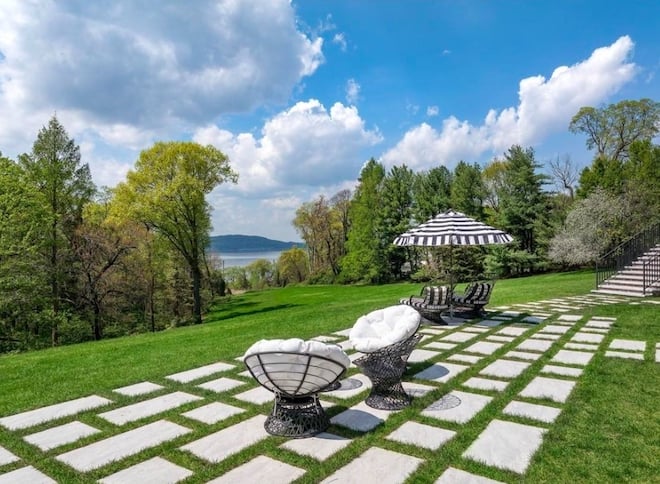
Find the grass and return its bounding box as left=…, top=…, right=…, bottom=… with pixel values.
left=0, top=269, right=658, bottom=483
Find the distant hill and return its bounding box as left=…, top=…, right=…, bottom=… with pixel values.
left=208, top=234, right=305, bottom=253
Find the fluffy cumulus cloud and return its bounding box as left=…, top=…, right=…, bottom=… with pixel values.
left=194, top=99, right=382, bottom=194
left=382, top=36, right=638, bottom=170
left=0, top=0, right=323, bottom=183
left=346, top=79, right=360, bottom=104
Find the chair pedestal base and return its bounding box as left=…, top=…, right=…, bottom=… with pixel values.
left=355, top=333, right=423, bottom=410
left=265, top=394, right=329, bottom=438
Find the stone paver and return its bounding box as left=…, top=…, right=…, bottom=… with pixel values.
left=519, top=376, right=576, bottom=403
left=408, top=348, right=440, bottom=363
left=461, top=326, right=490, bottom=333
left=440, top=331, right=478, bottom=343
left=99, top=391, right=202, bottom=425
left=522, top=316, right=546, bottom=324
left=57, top=420, right=191, bottom=472
left=463, top=341, right=503, bottom=355
left=497, top=327, right=529, bottom=337
left=0, top=395, right=112, bottom=431
left=463, top=419, right=547, bottom=474
left=425, top=341, right=457, bottom=351
left=585, top=320, right=613, bottom=329
left=181, top=402, right=245, bottom=424
left=605, top=351, right=645, bottom=360
left=504, top=350, right=542, bottom=361
left=516, top=339, right=553, bottom=352
left=165, top=362, right=234, bottom=383
left=311, top=335, right=341, bottom=342
left=402, top=381, right=436, bottom=398
left=208, top=455, right=305, bottom=484
left=198, top=377, right=246, bottom=393
left=0, top=466, right=56, bottom=484
left=333, top=328, right=352, bottom=337
left=486, top=335, right=515, bottom=343
left=331, top=401, right=397, bottom=432
left=502, top=401, right=561, bottom=423
left=387, top=421, right=456, bottom=450
left=320, top=447, right=424, bottom=484
left=422, top=390, right=492, bottom=424
left=476, top=319, right=505, bottom=327
left=463, top=377, right=508, bottom=392
left=609, top=339, right=645, bottom=352
left=415, top=362, right=469, bottom=383
left=99, top=457, right=192, bottom=484
left=234, top=386, right=274, bottom=405
left=564, top=342, right=599, bottom=351
left=113, top=382, right=164, bottom=397
left=538, top=325, right=570, bottom=335
left=570, top=332, right=604, bottom=344
left=480, top=359, right=530, bottom=379
left=435, top=467, right=505, bottom=483
left=558, top=314, right=582, bottom=322
left=540, top=365, right=583, bottom=377
left=530, top=333, right=561, bottom=341
left=0, top=445, right=19, bottom=465
left=281, top=432, right=352, bottom=461
left=180, top=414, right=268, bottom=463
left=24, top=421, right=100, bottom=451
left=552, top=349, right=594, bottom=366
left=323, top=374, right=371, bottom=399
left=447, top=353, right=483, bottom=364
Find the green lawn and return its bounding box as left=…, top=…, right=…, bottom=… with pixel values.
left=1, top=270, right=658, bottom=483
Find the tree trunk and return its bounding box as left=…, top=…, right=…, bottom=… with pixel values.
left=93, top=304, right=102, bottom=340
left=51, top=218, right=59, bottom=346
left=191, top=262, right=202, bottom=325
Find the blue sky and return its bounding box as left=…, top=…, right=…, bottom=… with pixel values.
left=0, top=1, right=658, bottom=242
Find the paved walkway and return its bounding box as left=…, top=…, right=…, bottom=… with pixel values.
left=0, top=294, right=658, bottom=483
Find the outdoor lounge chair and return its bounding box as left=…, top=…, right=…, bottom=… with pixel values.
left=349, top=305, right=422, bottom=410
left=399, top=285, right=452, bottom=324
left=243, top=338, right=350, bottom=438
left=451, top=280, right=495, bottom=316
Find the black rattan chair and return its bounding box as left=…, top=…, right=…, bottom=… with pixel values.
left=400, top=285, right=452, bottom=324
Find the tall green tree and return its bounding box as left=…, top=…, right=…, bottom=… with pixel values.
left=112, top=142, right=237, bottom=325
left=451, top=161, right=485, bottom=219
left=19, top=116, right=95, bottom=345
left=341, top=158, right=386, bottom=283
left=569, top=98, right=660, bottom=162
left=497, top=146, right=549, bottom=254
left=412, top=166, right=452, bottom=222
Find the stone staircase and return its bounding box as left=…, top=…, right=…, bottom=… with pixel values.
left=593, top=244, right=660, bottom=297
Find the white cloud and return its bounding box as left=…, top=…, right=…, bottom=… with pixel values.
left=0, top=0, right=323, bottom=163
left=382, top=36, right=637, bottom=169
left=346, top=79, right=360, bottom=104
left=427, top=105, right=439, bottom=117
left=333, top=33, right=347, bottom=51
left=194, top=99, right=382, bottom=195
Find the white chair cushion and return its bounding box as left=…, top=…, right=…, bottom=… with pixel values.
left=243, top=338, right=350, bottom=396
left=349, top=305, right=421, bottom=353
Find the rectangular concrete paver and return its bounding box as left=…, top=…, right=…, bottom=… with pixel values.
left=503, top=400, right=561, bottom=423
left=540, top=365, right=583, bottom=377
left=234, top=386, right=274, bottom=405
left=208, top=455, right=305, bottom=484
left=0, top=466, right=56, bottom=484
left=198, top=377, right=246, bottom=393
left=463, top=341, right=503, bottom=355
left=422, top=390, right=492, bottom=424
left=323, top=374, right=371, bottom=399
left=605, top=351, right=644, bottom=360
left=414, top=362, right=469, bottom=383
left=486, top=335, right=515, bottom=343
left=320, top=447, right=424, bottom=484
left=181, top=402, right=245, bottom=424
left=99, top=457, right=193, bottom=484
left=497, top=327, right=529, bottom=337
left=538, top=325, right=570, bottom=334
left=280, top=432, right=352, bottom=461
left=57, top=420, right=191, bottom=472
left=436, top=467, right=506, bottom=483
left=447, top=353, right=484, bottom=364
left=530, top=333, right=561, bottom=341
left=480, top=359, right=530, bottom=379
left=519, top=376, right=576, bottom=403
left=99, top=391, right=202, bottom=425
left=0, top=445, right=19, bottom=465
left=609, top=339, right=645, bottom=351
left=463, top=377, right=508, bottom=392
left=113, top=382, right=164, bottom=397
left=165, top=362, right=234, bottom=383
left=386, top=421, right=456, bottom=450
left=24, top=421, right=100, bottom=451
left=180, top=414, right=268, bottom=463
left=516, top=339, right=553, bottom=352
left=331, top=401, right=397, bottom=432
left=402, top=381, right=436, bottom=398
left=461, top=326, right=490, bottom=333
left=440, top=331, right=479, bottom=343
left=570, top=332, right=604, bottom=344
left=564, top=342, right=599, bottom=351
left=552, top=349, right=594, bottom=366
left=0, top=395, right=112, bottom=431
left=424, top=341, right=457, bottom=351
left=504, top=350, right=542, bottom=361
left=463, top=419, right=547, bottom=474
left=408, top=348, right=440, bottom=363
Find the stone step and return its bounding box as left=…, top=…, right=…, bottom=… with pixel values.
left=592, top=288, right=646, bottom=297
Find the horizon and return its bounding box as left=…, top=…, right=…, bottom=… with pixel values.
left=0, top=1, right=658, bottom=241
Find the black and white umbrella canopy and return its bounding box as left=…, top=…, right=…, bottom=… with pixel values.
left=393, top=209, right=513, bottom=247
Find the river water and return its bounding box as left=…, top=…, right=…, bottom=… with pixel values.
left=213, top=251, right=284, bottom=268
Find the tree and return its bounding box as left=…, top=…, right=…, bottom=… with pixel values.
left=412, top=166, right=451, bottom=222
left=112, top=142, right=237, bottom=325
left=482, top=159, right=509, bottom=213
left=19, top=116, right=95, bottom=345
left=549, top=154, right=578, bottom=199
left=277, top=247, right=309, bottom=286
left=341, top=158, right=386, bottom=283
left=569, top=98, right=660, bottom=162
left=576, top=155, right=625, bottom=198
left=451, top=161, right=485, bottom=219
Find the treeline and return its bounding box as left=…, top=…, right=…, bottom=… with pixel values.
left=1, top=117, right=237, bottom=352
left=249, top=99, right=659, bottom=288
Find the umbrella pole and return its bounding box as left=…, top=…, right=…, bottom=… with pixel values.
left=449, top=244, right=454, bottom=318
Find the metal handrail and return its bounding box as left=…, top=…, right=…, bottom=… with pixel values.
left=643, top=252, right=660, bottom=295
left=595, top=221, right=660, bottom=289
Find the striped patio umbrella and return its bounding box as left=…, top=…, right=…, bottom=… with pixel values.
left=394, top=209, right=513, bottom=316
